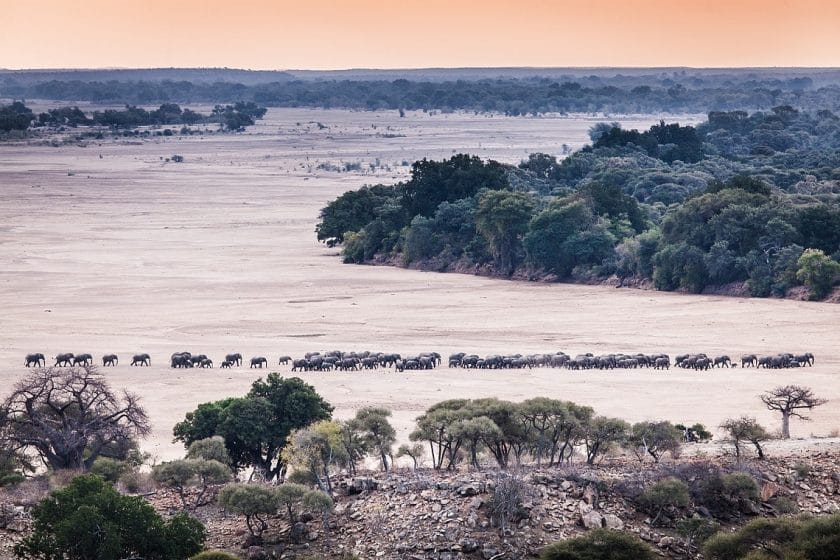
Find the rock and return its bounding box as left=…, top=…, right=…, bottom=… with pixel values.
left=581, top=510, right=604, bottom=529
left=457, top=483, right=480, bottom=496
left=290, top=521, right=308, bottom=543
left=761, top=482, right=780, bottom=502
left=582, top=484, right=599, bottom=506
left=603, top=513, right=625, bottom=530
left=307, top=530, right=320, bottom=541
left=578, top=501, right=593, bottom=515
left=481, top=545, right=501, bottom=559
left=460, top=538, right=480, bottom=553
left=469, top=496, right=484, bottom=510
left=247, top=546, right=268, bottom=560
left=347, top=477, right=378, bottom=495
left=658, top=536, right=676, bottom=548
left=431, top=503, right=442, bottom=512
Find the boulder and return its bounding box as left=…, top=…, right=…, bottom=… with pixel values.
left=603, top=513, right=625, bottom=530
left=581, top=510, right=604, bottom=529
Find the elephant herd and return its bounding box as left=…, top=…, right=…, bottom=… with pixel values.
left=739, top=352, right=814, bottom=369
left=24, top=349, right=815, bottom=373
left=25, top=352, right=150, bottom=367
left=448, top=350, right=815, bottom=372
left=290, top=351, right=441, bottom=372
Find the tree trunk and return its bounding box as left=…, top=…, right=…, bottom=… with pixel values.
left=781, top=412, right=790, bottom=439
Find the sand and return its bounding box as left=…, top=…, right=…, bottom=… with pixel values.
left=1, top=108, right=837, bottom=463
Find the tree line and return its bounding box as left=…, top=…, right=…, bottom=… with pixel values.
left=3, top=72, right=840, bottom=114
left=0, top=101, right=267, bottom=132
left=317, top=108, right=840, bottom=299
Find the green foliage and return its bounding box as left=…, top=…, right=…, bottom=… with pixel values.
left=218, top=483, right=278, bottom=538
left=173, top=375, right=332, bottom=481
left=186, top=436, right=232, bottom=465
left=476, top=190, right=536, bottom=275
left=152, top=459, right=231, bottom=510
left=189, top=552, right=241, bottom=560
left=276, top=483, right=308, bottom=523
left=583, top=416, right=629, bottom=464
left=15, top=474, right=205, bottom=560
left=720, top=417, right=770, bottom=459
left=282, top=420, right=348, bottom=494
left=89, top=457, right=128, bottom=483
left=703, top=514, right=840, bottom=559
left=796, top=248, right=840, bottom=299
left=347, top=407, right=397, bottom=471
left=0, top=101, right=34, bottom=132
left=628, top=421, right=682, bottom=463
left=676, top=517, right=720, bottom=550
left=638, top=478, right=691, bottom=525
left=541, top=528, right=657, bottom=560
left=316, top=185, right=399, bottom=247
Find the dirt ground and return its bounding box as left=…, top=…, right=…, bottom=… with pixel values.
left=1, top=108, right=837, bottom=463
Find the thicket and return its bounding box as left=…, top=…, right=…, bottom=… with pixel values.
left=318, top=107, right=840, bottom=298
left=0, top=101, right=266, bottom=132
left=3, top=71, right=840, bottom=114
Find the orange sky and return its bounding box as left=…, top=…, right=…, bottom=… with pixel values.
left=1, top=0, right=838, bottom=69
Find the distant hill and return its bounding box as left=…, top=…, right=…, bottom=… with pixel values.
left=0, top=67, right=295, bottom=86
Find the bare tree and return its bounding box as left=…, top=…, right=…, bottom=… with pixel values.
left=760, top=385, right=827, bottom=439
left=0, top=367, right=150, bottom=470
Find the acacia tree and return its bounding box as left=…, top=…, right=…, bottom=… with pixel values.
left=0, top=367, right=150, bottom=470
left=475, top=190, right=536, bottom=275
left=760, top=385, right=827, bottom=439
left=720, top=416, right=770, bottom=460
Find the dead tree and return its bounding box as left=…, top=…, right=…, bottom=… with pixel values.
left=0, top=367, right=150, bottom=470
left=760, top=385, right=827, bottom=439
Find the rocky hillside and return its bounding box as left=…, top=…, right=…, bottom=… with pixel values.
left=1, top=448, right=838, bottom=559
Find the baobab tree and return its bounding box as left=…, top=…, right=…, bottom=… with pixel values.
left=760, top=385, right=827, bottom=439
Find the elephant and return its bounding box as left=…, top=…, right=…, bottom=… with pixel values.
left=170, top=352, right=193, bottom=368
left=741, top=354, right=758, bottom=367
left=102, top=354, right=119, bottom=366
left=73, top=353, right=93, bottom=366
left=795, top=353, right=815, bottom=366
left=757, top=356, right=773, bottom=368
left=131, top=353, right=151, bottom=366
left=220, top=360, right=233, bottom=368
left=54, top=353, right=75, bottom=367
left=292, top=359, right=309, bottom=372
left=694, top=357, right=712, bottom=370
left=361, top=357, right=378, bottom=369
left=199, top=358, right=213, bottom=368
left=190, top=354, right=208, bottom=366
left=25, top=353, right=46, bottom=367
left=278, top=356, right=291, bottom=365
left=654, top=357, right=670, bottom=370
left=448, top=353, right=466, bottom=367
left=713, top=355, right=731, bottom=368
left=225, top=353, right=243, bottom=366
left=418, top=356, right=434, bottom=370
left=250, top=356, right=268, bottom=368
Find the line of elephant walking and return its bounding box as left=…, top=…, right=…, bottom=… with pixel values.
left=447, top=350, right=815, bottom=371
left=24, top=352, right=151, bottom=368
left=24, top=349, right=815, bottom=373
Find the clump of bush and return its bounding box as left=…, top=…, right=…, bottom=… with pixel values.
left=541, top=528, right=656, bottom=560
left=638, top=477, right=691, bottom=526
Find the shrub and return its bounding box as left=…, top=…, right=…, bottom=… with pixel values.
left=487, top=473, right=534, bottom=531
left=14, top=474, right=205, bottom=560
left=792, top=462, right=810, bottom=479
left=541, top=528, right=657, bottom=560
left=638, top=477, right=691, bottom=526
left=218, top=483, right=278, bottom=540
left=89, top=457, right=128, bottom=483
left=796, top=248, right=840, bottom=299
left=186, top=437, right=232, bottom=466
left=276, top=482, right=308, bottom=523
left=190, top=551, right=240, bottom=560
left=771, top=496, right=799, bottom=514
left=676, top=517, right=720, bottom=552
left=703, top=514, right=840, bottom=559
left=152, top=459, right=231, bottom=510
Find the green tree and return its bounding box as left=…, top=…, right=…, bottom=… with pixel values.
left=350, top=407, right=396, bottom=471
left=703, top=514, right=840, bottom=559
left=475, top=190, right=536, bottom=275
left=282, top=420, right=348, bottom=494
left=186, top=436, right=232, bottom=465
left=217, top=483, right=278, bottom=541
left=152, top=459, right=231, bottom=510
left=541, top=528, right=657, bottom=560
left=628, top=421, right=682, bottom=463
left=15, top=475, right=205, bottom=560
left=796, top=248, right=840, bottom=299
left=276, top=482, right=308, bottom=523
left=583, top=416, right=629, bottom=465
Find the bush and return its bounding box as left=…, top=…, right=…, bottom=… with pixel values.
left=638, top=477, right=691, bottom=525
left=190, top=551, right=240, bottom=560
left=89, top=457, right=128, bottom=483
left=152, top=459, right=231, bottom=510
left=218, top=483, right=278, bottom=539
left=703, top=514, right=840, bottom=559
left=796, top=248, right=840, bottom=300
left=541, top=528, right=657, bottom=560
left=14, top=474, right=205, bottom=560
left=186, top=437, right=232, bottom=466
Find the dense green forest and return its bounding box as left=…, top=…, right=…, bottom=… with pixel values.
left=317, top=107, right=840, bottom=299
left=4, top=68, right=840, bottom=114
left=0, top=101, right=266, bottom=132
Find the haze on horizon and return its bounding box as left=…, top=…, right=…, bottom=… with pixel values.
left=1, top=0, right=838, bottom=71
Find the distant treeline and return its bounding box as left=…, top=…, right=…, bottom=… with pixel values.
left=3, top=74, right=840, bottom=114
left=0, top=101, right=266, bottom=132
left=317, top=106, right=840, bottom=299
